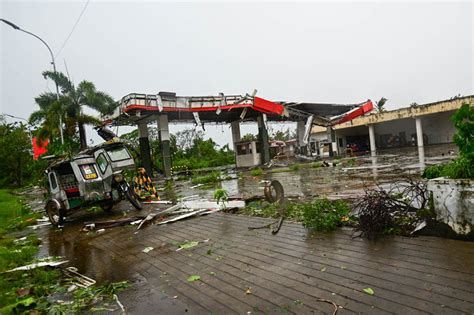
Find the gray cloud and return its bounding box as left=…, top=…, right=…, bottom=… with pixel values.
left=1, top=1, right=472, bottom=146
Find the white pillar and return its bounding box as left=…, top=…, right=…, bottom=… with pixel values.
left=231, top=121, right=241, bottom=152
left=415, top=117, right=425, bottom=166
left=158, top=115, right=170, bottom=141
left=158, top=115, right=171, bottom=177
left=368, top=124, right=376, bottom=157
left=296, top=121, right=305, bottom=147
left=138, top=122, right=148, bottom=138
left=415, top=117, right=424, bottom=148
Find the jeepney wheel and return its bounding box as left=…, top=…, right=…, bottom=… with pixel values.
left=45, top=200, right=65, bottom=227
left=125, top=190, right=142, bottom=210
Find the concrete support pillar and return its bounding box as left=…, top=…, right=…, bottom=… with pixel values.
left=415, top=117, right=425, bottom=166
left=296, top=120, right=306, bottom=155
left=138, top=122, right=153, bottom=175
left=257, top=115, right=270, bottom=164
left=231, top=121, right=241, bottom=152
left=326, top=127, right=335, bottom=157
left=158, top=115, right=172, bottom=178
left=368, top=124, right=376, bottom=157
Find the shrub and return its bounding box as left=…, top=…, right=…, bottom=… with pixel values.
left=250, top=168, right=263, bottom=176
left=191, top=172, right=221, bottom=185
left=213, top=188, right=228, bottom=206
left=423, top=103, right=473, bottom=179
left=300, top=198, right=351, bottom=231
left=242, top=201, right=280, bottom=218
left=289, top=164, right=300, bottom=171
left=422, top=164, right=445, bottom=179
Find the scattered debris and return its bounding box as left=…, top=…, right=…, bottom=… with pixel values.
left=317, top=298, right=340, bottom=315
left=63, top=266, right=96, bottom=288
left=142, top=247, right=154, bottom=253
left=13, top=236, right=27, bottom=243
left=113, top=293, right=125, bottom=312
left=182, top=200, right=245, bottom=210
left=136, top=203, right=184, bottom=229
left=28, top=222, right=51, bottom=229
left=158, top=210, right=207, bottom=225
left=263, top=180, right=284, bottom=203
left=177, top=241, right=199, bottom=251
left=83, top=216, right=145, bottom=231
left=248, top=180, right=286, bottom=234
left=245, top=287, right=252, bottom=294
left=4, top=258, right=68, bottom=273
left=142, top=200, right=173, bottom=204
left=353, top=177, right=430, bottom=240
left=363, top=287, right=375, bottom=295
left=187, top=275, right=201, bottom=282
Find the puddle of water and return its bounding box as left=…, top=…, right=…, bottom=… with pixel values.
left=172, top=144, right=456, bottom=201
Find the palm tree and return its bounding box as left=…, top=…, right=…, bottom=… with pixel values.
left=29, top=71, right=117, bottom=150
left=376, top=97, right=388, bottom=112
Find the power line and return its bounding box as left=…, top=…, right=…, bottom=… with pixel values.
left=54, top=0, right=90, bottom=59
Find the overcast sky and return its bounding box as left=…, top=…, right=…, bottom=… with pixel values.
left=1, top=1, right=472, bottom=146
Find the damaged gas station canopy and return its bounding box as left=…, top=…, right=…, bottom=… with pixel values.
left=105, top=90, right=374, bottom=126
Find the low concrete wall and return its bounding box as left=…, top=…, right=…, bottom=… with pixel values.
left=236, top=153, right=261, bottom=168
left=427, top=178, right=474, bottom=235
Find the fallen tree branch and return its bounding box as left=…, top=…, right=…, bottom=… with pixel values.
left=317, top=298, right=339, bottom=315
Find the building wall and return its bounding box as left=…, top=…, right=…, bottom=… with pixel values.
left=311, top=110, right=459, bottom=155
left=421, top=111, right=457, bottom=144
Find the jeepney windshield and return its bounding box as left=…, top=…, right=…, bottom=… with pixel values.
left=106, top=147, right=131, bottom=161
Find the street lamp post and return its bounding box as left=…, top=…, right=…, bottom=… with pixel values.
left=1, top=18, right=64, bottom=144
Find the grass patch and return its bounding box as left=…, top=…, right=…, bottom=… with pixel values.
left=191, top=171, right=221, bottom=185
left=268, top=168, right=291, bottom=174
left=250, top=168, right=263, bottom=176
left=289, top=164, right=300, bottom=171
left=299, top=198, right=352, bottom=231
left=0, top=190, right=40, bottom=234
left=0, top=189, right=130, bottom=313
left=241, top=198, right=352, bottom=232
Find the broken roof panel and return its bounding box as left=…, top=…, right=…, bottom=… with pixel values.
left=107, top=92, right=373, bottom=126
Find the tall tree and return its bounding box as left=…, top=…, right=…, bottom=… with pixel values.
left=0, top=117, right=33, bottom=187
left=29, top=71, right=117, bottom=150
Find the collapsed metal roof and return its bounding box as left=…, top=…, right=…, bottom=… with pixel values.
left=106, top=91, right=373, bottom=126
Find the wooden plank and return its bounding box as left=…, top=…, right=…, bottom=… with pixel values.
left=172, top=214, right=474, bottom=314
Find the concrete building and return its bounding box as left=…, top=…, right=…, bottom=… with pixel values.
left=310, top=96, right=473, bottom=159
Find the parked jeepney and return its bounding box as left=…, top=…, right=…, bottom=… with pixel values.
left=44, top=140, right=142, bottom=226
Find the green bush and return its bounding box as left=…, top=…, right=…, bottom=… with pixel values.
left=422, top=103, right=473, bottom=179
left=242, top=201, right=280, bottom=218
left=289, top=164, right=300, bottom=171
left=241, top=198, right=352, bottom=232
left=191, top=172, right=221, bottom=185
left=422, top=164, right=445, bottom=179
left=423, top=156, right=472, bottom=179
left=300, top=198, right=351, bottom=231
left=250, top=168, right=263, bottom=176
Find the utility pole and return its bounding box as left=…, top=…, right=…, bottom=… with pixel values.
left=1, top=18, right=64, bottom=144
